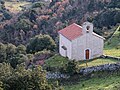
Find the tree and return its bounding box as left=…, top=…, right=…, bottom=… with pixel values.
left=87, top=0, right=95, bottom=12
left=10, top=54, right=28, bottom=68
left=29, top=9, right=38, bottom=23
left=32, top=2, right=45, bottom=8
left=27, top=34, right=56, bottom=53
left=34, top=50, right=53, bottom=63
left=114, top=11, right=120, bottom=24
left=0, top=81, right=3, bottom=90
left=15, top=19, right=33, bottom=31
left=94, top=10, right=119, bottom=28
left=0, top=63, right=13, bottom=80
left=6, top=43, right=16, bottom=61
left=0, top=43, right=6, bottom=63
left=0, top=0, right=5, bottom=10
left=1, top=64, right=62, bottom=90
left=16, top=44, right=26, bottom=54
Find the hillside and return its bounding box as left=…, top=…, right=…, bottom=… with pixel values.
left=64, top=74, right=120, bottom=90
left=0, top=0, right=119, bottom=90
left=0, top=0, right=119, bottom=45
left=104, top=26, right=120, bottom=57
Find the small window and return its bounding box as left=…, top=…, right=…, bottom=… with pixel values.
left=61, top=46, right=67, bottom=50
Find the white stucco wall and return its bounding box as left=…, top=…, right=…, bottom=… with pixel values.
left=71, top=33, right=104, bottom=60
left=59, top=34, right=72, bottom=59
left=92, top=35, right=104, bottom=58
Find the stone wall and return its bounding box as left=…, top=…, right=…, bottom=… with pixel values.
left=46, top=56, right=120, bottom=79
left=46, top=72, right=70, bottom=79
left=80, top=62, right=120, bottom=75
left=101, top=55, right=120, bottom=60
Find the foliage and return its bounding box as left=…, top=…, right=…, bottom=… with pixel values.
left=10, top=54, right=28, bottom=68
left=45, top=54, right=69, bottom=68
left=0, top=81, right=3, bottom=90
left=16, top=44, right=26, bottom=54
left=79, top=58, right=119, bottom=68
left=87, top=0, right=95, bottom=12
left=0, top=63, right=62, bottom=90
left=0, top=43, right=29, bottom=68
left=64, top=73, right=120, bottom=90
left=32, top=2, right=45, bottom=8
left=15, top=19, right=33, bottom=31
left=0, top=0, right=119, bottom=46
left=0, top=63, right=13, bottom=80
left=6, top=43, right=16, bottom=60
left=2, top=10, right=12, bottom=20
left=27, top=54, right=34, bottom=61
left=0, top=43, right=6, bottom=63
left=107, top=0, right=120, bottom=8
left=27, top=34, right=56, bottom=53
left=94, top=10, right=120, bottom=28
left=61, top=60, right=79, bottom=76
left=0, top=1, right=12, bottom=20
left=34, top=50, right=53, bottom=61
left=104, top=26, right=120, bottom=57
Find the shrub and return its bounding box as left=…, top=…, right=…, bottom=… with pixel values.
left=32, top=2, right=45, bottom=8
left=61, top=60, right=80, bottom=76
left=27, top=34, right=56, bottom=53
left=34, top=50, right=53, bottom=61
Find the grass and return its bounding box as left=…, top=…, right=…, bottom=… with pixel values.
left=5, top=1, right=31, bottom=13
left=44, top=54, right=69, bottom=67
left=104, top=26, right=120, bottom=57
left=64, top=74, right=120, bottom=90
left=79, top=58, right=118, bottom=68
left=45, top=55, right=119, bottom=68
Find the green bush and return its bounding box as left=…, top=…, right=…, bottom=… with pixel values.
left=32, top=2, right=44, bottom=8
left=27, top=34, right=56, bottom=53
left=3, top=11, right=12, bottom=20
left=61, top=60, right=80, bottom=76
left=0, top=63, right=62, bottom=90
left=15, top=19, right=33, bottom=31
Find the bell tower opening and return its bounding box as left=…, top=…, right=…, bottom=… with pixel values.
left=86, top=26, right=90, bottom=33
left=82, top=22, right=93, bottom=34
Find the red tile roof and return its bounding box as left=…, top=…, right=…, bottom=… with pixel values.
left=58, top=23, right=83, bottom=40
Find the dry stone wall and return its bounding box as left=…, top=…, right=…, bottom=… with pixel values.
left=80, top=62, right=120, bottom=75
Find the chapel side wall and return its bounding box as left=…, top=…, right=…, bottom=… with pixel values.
left=59, top=34, right=72, bottom=59
left=91, top=35, right=104, bottom=58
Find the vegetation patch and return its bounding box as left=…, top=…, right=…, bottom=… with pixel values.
left=79, top=58, right=119, bottom=68
left=44, top=54, right=69, bottom=68
left=44, top=55, right=119, bottom=69
left=64, top=74, right=120, bottom=90
left=5, top=1, right=31, bottom=13
left=104, top=26, right=120, bottom=57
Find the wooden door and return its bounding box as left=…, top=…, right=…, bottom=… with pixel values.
left=85, top=49, right=89, bottom=59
